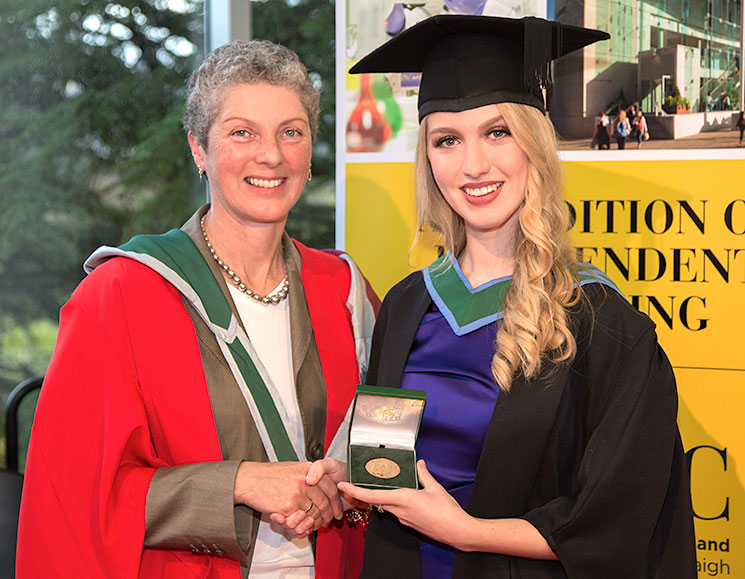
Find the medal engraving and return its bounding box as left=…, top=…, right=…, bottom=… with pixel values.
left=365, top=457, right=401, bottom=479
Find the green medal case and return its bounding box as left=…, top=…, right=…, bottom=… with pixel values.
left=348, top=385, right=426, bottom=489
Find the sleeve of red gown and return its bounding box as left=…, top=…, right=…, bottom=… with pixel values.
left=16, top=259, right=241, bottom=577
left=145, top=461, right=248, bottom=558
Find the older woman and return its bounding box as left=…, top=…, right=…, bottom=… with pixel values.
left=17, top=41, right=374, bottom=578
left=339, top=15, right=696, bottom=578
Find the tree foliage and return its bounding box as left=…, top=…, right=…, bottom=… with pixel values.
left=0, top=0, right=204, bottom=326
left=0, top=0, right=206, bottom=405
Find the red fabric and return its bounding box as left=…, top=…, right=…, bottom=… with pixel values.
left=17, top=246, right=369, bottom=578
left=318, top=248, right=382, bottom=317
left=17, top=259, right=235, bottom=578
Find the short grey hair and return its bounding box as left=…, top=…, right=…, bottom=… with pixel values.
left=183, top=40, right=321, bottom=149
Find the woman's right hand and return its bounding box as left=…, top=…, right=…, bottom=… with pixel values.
left=234, top=461, right=344, bottom=537
left=337, top=460, right=471, bottom=548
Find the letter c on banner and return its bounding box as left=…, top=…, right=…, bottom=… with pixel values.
left=724, top=200, right=745, bottom=235
left=686, top=445, right=730, bottom=521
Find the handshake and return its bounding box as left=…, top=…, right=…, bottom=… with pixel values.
left=233, top=457, right=363, bottom=539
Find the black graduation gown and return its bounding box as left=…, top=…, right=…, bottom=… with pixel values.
left=360, top=272, right=696, bottom=578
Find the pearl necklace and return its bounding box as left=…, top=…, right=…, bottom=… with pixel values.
left=200, top=215, right=289, bottom=305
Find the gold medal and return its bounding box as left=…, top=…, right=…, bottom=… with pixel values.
left=365, top=457, right=401, bottom=479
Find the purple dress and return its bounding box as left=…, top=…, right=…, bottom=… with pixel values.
left=401, top=303, right=499, bottom=578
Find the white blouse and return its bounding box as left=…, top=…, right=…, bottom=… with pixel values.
left=228, top=283, right=314, bottom=578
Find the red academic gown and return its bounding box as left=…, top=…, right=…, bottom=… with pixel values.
left=17, top=241, right=368, bottom=578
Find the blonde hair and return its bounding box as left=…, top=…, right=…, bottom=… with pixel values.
left=415, top=102, right=581, bottom=390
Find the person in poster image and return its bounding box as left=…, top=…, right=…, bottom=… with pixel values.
left=592, top=110, right=611, bottom=149
left=341, top=15, right=697, bottom=579
left=632, top=109, right=649, bottom=149
left=614, top=109, right=631, bottom=149
left=718, top=91, right=731, bottom=110
left=16, top=40, right=375, bottom=578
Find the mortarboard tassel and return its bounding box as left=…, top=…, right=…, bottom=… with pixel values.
left=523, top=17, right=557, bottom=101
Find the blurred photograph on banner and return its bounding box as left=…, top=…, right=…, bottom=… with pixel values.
left=548, top=0, right=744, bottom=151
left=343, top=0, right=744, bottom=153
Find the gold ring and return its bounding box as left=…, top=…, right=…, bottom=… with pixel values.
left=304, top=501, right=314, bottom=514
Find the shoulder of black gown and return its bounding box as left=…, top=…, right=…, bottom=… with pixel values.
left=516, top=283, right=696, bottom=578
left=570, top=281, right=656, bottom=352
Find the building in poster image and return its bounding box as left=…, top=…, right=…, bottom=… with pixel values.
left=551, top=0, right=743, bottom=139
left=343, top=1, right=743, bottom=149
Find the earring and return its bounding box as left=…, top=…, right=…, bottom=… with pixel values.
left=198, top=167, right=205, bottom=180
left=307, top=166, right=312, bottom=182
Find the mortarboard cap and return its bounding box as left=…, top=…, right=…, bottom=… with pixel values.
left=349, top=15, right=609, bottom=120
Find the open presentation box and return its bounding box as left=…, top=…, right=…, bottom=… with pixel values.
left=348, top=385, right=426, bottom=489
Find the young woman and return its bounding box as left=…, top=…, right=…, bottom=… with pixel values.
left=341, top=15, right=696, bottom=578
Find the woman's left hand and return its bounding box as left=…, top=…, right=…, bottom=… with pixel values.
left=337, top=459, right=472, bottom=549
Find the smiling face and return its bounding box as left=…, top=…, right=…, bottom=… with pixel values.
left=189, top=82, right=312, bottom=228
left=426, top=104, right=529, bottom=246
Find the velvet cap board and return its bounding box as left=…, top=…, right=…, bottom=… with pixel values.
left=348, top=15, right=610, bottom=119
